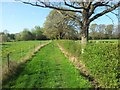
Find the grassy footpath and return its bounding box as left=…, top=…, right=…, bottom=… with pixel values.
left=3, top=42, right=92, bottom=88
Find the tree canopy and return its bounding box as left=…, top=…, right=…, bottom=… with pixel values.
left=17, top=0, right=120, bottom=46
left=44, top=10, right=79, bottom=39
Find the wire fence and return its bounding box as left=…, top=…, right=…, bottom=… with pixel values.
left=2, top=41, right=44, bottom=71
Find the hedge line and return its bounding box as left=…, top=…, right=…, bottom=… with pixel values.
left=57, top=40, right=119, bottom=88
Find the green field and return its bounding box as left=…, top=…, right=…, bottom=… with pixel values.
left=1, top=41, right=48, bottom=66
left=1, top=40, right=119, bottom=88
left=2, top=42, right=92, bottom=88
left=1, top=1, right=119, bottom=88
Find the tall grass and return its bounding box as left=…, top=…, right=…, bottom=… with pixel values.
left=58, top=40, right=119, bottom=88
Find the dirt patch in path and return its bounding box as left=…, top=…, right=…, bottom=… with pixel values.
left=2, top=41, right=51, bottom=82
left=57, top=43, right=100, bottom=88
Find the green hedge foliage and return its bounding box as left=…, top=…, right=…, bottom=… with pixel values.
left=58, top=40, right=119, bottom=88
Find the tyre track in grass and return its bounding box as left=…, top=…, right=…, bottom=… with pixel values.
left=3, top=41, right=92, bottom=88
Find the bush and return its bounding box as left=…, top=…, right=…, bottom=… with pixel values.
left=83, top=43, right=119, bottom=88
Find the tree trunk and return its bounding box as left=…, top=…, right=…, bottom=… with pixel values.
left=81, top=25, right=89, bottom=53
left=81, top=9, right=89, bottom=47
left=81, top=25, right=89, bottom=46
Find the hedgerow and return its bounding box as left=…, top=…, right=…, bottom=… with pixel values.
left=58, top=40, right=119, bottom=88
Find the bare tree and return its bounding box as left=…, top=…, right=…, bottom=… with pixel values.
left=97, top=24, right=106, bottom=39
left=16, top=0, right=120, bottom=46
left=89, top=23, right=97, bottom=40
left=105, top=24, right=113, bottom=39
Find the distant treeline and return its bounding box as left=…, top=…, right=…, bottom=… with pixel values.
left=0, top=9, right=119, bottom=42
left=89, top=24, right=119, bottom=40
left=0, top=24, right=119, bottom=42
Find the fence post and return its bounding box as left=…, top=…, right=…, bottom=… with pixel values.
left=7, top=53, right=10, bottom=71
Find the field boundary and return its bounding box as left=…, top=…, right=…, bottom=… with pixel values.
left=2, top=41, right=51, bottom=82
left=57, top=43, right=100, bottom=88
left=21, top=41, right=51, bottom=63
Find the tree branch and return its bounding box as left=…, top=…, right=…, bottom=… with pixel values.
left=105, top=15, right=114, bottom=25
left=56, top=10, right=82, bottom=26
left=89, top=2, right=112, bottom=18
left=22, top=1, right=45, bottom=7
left=87, top=1, right=92, bottom=9
left=63, top=0, right=86, bottom=10
left=89, top=1, right=120, bottom=23
left=110, top=11, right=119, bottom=18
left=17, top=0, right=82, bottom=13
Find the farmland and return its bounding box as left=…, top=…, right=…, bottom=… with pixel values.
left=1, top=40, right=119, bottom=88
left=1, top=40, right=49, bottom=82
left=1, top=0, right=120, bottom=89
left=1, top=41, right=48, bottom=66
left=2, top=41, right=92, bottom=88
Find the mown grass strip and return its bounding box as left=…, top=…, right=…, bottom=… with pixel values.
left=3, top=41, right=92, bottom=88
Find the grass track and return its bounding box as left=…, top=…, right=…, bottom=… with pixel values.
left=3, top=41, right=92, bottom=88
